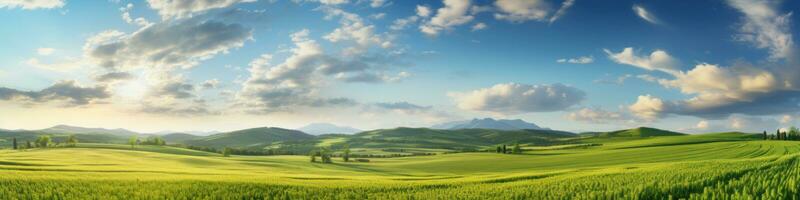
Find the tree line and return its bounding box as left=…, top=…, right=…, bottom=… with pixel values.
left=494, top=143, right=523, bottom=154
left=10, top=135, right=78, bottom=150
left=762, top=126, right=800, bottom=141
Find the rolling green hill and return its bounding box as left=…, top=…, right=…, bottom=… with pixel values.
left=161, top=133, right=203, bottom=144
left=0, top=132, right=798, bottom=199
left=580, top=127, right=685, bottom=138
left=343, top=127, right=576, bottom=150
left=182, top=127, right=315, bottom=149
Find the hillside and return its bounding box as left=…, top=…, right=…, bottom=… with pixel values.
left=344, top=127, right=575, bottom=150
left=162, top=133, right=203, bottom=144
left=182, top=127, right=315, bottom=149
left=580, top=127, right=686, bottom=138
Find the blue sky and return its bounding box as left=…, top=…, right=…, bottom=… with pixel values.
left=1, top=0, right=799, bottom=133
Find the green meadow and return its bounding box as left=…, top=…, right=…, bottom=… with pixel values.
left=1, top=130, right=799, bottom=199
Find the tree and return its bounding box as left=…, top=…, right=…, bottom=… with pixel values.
left=502, top=145, right=507, bottom=154
left=342, top=144, right=351, bottom=162
left=320, top=147, right=332, bottom=163
left=36, top=135, right=51, bottom=148
left=66, top=135, right=78, bottom=147
left=128, top=136, right=137, bottom=149
left=222, top=147, right=232, bottom=157
left=763, top=131, right=767, bottom=140
left=310, top=151, right=318, bottom=162
left=25, top=141, right=32, bottom=149
left=776, top=129, right=782, bottom=140
left=496, top=146, right=502, bottom=153
left=12, top=137, right=17, bottom=150
left=789, top=126, right=799, bottom=140
left=512, top=143, right=522, bottom=154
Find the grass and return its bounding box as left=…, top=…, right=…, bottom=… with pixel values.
left=1, top=133, right=799, bottom=199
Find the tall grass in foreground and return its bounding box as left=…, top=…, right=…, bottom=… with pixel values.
left=0, top=154, right=797, bottom=200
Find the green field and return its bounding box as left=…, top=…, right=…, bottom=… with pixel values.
left=1, top=131, right=799, bottom=199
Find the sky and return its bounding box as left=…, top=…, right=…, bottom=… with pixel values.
left=1, top=0, right=799, bottom=134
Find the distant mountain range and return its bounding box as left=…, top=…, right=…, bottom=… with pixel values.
left=432, top=118, right=549, bottom=130
left=41, top=125, right=139, bottom=137
left=297, top=123, right=362, bottom=135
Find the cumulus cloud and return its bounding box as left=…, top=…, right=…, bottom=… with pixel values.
left=728, top=0, right=795, bottom=60
left=557, top=56, right=593, bottom=64
left=0, top=0, right=64, bottom=10
left=0, top=80, right=110, bottom=106
left=84, top=19, right=252, bottom=71
left=321, top=7, right=392, bottom=56
left=419, top=0, right=474, bottom=36
left=493, top=0, right=551, bottom=22
left=567, top=107, right=626, bottom=123
left=416, top=5, right=431, bottom=17
left=146, top=0, right=256, bottom=19
left=235, top=30, right=369, bottom=113
left=605, top=47, right=680, bottom=75
left=632, top=5, right=659, bottom=24
left=623, top=60, right=797, bottom=120
left=450, top=83, right=585, bottom=114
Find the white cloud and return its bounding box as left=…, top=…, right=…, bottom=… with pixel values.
left=369, top=13, right=386, bottom=20
left=0, top=80, right=110, bottom=106
left=146, top=0, right=255, bottom=19
left=548, top=0, right=575, bottom=23
left=567, top=107, right=626, bottom=123
left=450, top=83, right=585, bottom=114
left=557, top=56, right=593, bottom=64
left=419, top=0, right=473, bottom=37
left=369, top=0, right=387, bottom=8
left=390, top=16, right=419, bottom=30
left=416, top=5, right=431, bottom=17
left=0, top=0, right=64, bottom=10
left=321, top=7, right=392, bottom=56
left=319, top=0, right=348, bottom=5
left=84, top=19, right=252, bottom=71
left=604, top=47, right=680, bottom=75
left=696, top=120, right=709, bottom=129
left=471, top=22, right=487, bottom=31
left=120, top=3, right=151, bottom=27
left=628, top=94, right=669, bottom=120
left=494, top=0, right=550, bottom=22
left=727, top=0, right=795, bottom=60
left=632, top=5, right=659, bottom=24
left=37, top=48, right=55, bottom=56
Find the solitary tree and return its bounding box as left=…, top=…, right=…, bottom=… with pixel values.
left=342, top=144, right=351, bottom=162
left=763, top=131, right=768, bottom=140
left=35, top=135, right=51, bottom=148
left=309, top=151, right=318, bottom=162
left=12, top=137, right=17, bottom=150
left=512, top=143, right=522, bottom=154
left=222, top=147, right=232, bottom=157
left=128, top=136, right=137, bottom=149
left=66, top=135, right=78, bottom=147
left=502, top=145, right=507, bottom=154
left=320, top=147, right=332, bottom=163
left=496, top=146, right=502, bottom=153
